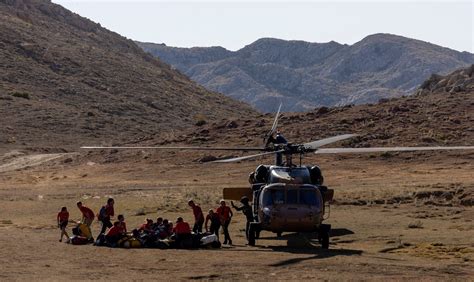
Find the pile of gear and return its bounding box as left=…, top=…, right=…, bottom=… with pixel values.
left=69, top=219, right=221, bottom=249
left=58, top=196, right=250, bottom=250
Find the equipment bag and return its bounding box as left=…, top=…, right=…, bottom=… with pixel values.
left=121, top=237, right=142, bottom=248
left=200, top=234, right=218, bottom=245
left=70, top=235, right=89, bottom=245
left=78, top=223, right=91, bottom=238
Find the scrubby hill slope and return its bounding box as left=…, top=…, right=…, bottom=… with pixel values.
left=0, top=0, right=256, bottom=150
left=138, top=34, right=474, bottom=112
left=125, top=65, right=473, bottom=155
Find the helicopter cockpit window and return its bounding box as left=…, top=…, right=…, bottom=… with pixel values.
left=262, top=189, right=285, bottom=206
left=300, top=190, right=318, bottom=206
left=287, top=189, right=298, bottom=204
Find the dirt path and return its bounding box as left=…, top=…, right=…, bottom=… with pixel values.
left=0, top=151, right=76, bottom=173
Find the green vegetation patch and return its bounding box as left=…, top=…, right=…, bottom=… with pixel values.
left=10, top=91, right=30, bottom=99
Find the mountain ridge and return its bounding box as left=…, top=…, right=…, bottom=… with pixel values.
left=138, top=33, right=474, bottom=112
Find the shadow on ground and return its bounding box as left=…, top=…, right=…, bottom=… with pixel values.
left=267, top=247, right=363, bottom=267
left=259, top=228, right=355, bottom=240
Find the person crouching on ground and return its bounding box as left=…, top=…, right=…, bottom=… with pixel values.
left=205, top=209, right=221, bottom=239
left=97, top=198, right=115, bottom=239
left=57, top=206, right=70, bottom=242
left=216, top=200, right=233, bottom=245
left=231, top=196, right=254, bottom=240
left=105, top=221, right=126, bottom=247
left=172, top=217, right=191, bottom=247
left=188, top=199, right=204, bottom=233
left=117, top=214, right=127, bottom=233
left=159, top=219, right=173, bottom=238
left=138, top=218, right=153, bottom=234
left=76, top=201, right=94, bottom=240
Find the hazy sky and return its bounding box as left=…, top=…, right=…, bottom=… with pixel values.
left=53, top=0, right=473, bottom=53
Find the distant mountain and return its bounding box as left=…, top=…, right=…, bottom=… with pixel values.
left=0, top=0, right=255, bottom=149
left=138, top=34, right=474, bottom=112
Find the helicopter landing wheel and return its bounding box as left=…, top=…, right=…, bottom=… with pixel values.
left=320, top=230, right=329, bottom=249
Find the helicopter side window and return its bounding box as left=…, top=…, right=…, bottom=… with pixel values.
left=287, top=189, right=298, bottom=204
left=300, top=190, right=318, bottom=206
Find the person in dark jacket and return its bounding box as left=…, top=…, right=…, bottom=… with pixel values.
left=97, top=198, right=114, bottom=238
left=205, top=209, right=221, bottom=239
left=231, top=196, right=254, bottom=240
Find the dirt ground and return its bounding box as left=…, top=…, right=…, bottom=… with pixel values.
left=0, top=150, right=473, bottom=280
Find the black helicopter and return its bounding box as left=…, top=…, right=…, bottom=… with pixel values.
left=82, top=104, right=474, bottom=249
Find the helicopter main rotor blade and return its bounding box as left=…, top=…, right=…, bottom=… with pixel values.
left=80, top=146, right=265, bottom=151
left=303, top=134, right=358, bottom=150
left=315, top=146, right=474, bottom=154
left=269, top=103, right=282, bottom=136
left=212, top=150, right=286, bottom=163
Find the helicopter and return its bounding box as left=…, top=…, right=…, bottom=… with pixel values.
left=82, top=103, right=474, bottom=249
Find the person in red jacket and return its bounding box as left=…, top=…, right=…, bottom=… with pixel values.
left=172, top=217, right=191, bottom=247
left=216, top=200, right=233, bottom=245
left=173, top=217, right=191, bottom=235
left=105, top=221, right=125, bottom=247
left=188, top=200, right=204, bottom=233
left=117, top=214, right=127, bottom=233
left=138, top=218, right=153, bottom=233
left=57, top=207, right=70, bottom=242
left=76, top=201, right=94, bottom=240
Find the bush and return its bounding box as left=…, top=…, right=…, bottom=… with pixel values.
left=10, top=91, right=30, bottom=99
left=194, top=114, right=207, bottom=126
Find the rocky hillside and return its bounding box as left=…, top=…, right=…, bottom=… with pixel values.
left=138, top=35, right=474, bottom=112
left=119, top=65, right=473, bottom=157
left=0, top=0, right=256, bottom=151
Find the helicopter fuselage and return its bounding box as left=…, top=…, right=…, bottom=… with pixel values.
left=256, top=183, right=324, bottom=233
left=247, top=165, right=332, bottom=244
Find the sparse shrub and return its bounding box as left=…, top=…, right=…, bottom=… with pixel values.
left=195, top=119, right=206, bottom=126
left=380, top=152, right=394, bottom=158
left=135, top=208, right=146, bottom=216
left=194, top=114, right=207, bottom=126
left=408, top=220, right=423, bottom=229
left=420, top=74, right=442, bottom=90
left=466, top=64, right=474, bottom=77
left=10, top=91, right=30, bottom=99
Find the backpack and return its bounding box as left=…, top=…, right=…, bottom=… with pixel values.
left=97, top=206, right=107, bottom=221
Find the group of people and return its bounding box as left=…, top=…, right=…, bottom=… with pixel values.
left=57, top=196, right=254, bottom=248
left=56, top=200, right=96, bottom=243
